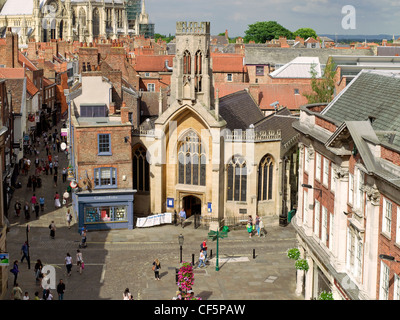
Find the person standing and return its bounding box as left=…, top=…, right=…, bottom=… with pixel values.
left=10, top=260, right=19, bottom=286
left=24, top=201, right=30, bottom=220
left=23, top=292, right=30, bottom=300
left=33, top=291, right=40, bottom=300
left=49, top=161, right=53, bottom=175
left=198, top=249, right=206, bottom=268
left=65, top=253, right=73, bottom=277
left=34, top=201, right=40, bottom=218
left=14, top=201, right=21, bottom=217
left=201, top=239, right=208, bottom=263
left=30, top=194, right=37, bottom=207
left=53, top=172, right=58, bottom=187
left=11, top=283, right=23, bottom=300
left=63, top=190, right=69, bottom=207
left=34, top=259, right=43, bottom=283
left=62, top=167, right=67, bottom=183
left=255, top=214, right=261, bottom=237
left=152, top=259, right=161, bottom=280
left=123, top=288, right=133, bottom=300
left=179, top=208, right=186, bottom=228
left=66, top=209, right=72, bottom=229
left=54, top=192, right=61, bottom=208
left=56, top=279, right=66, bottom=300
left=49, top=221, right=56, bottom=239
left=76, top=250, right=83, bottom=274
left=20, top=241, right=29, bottom=264
left=39, top=196, right=45, bottom=212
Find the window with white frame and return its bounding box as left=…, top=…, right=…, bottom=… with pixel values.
left=330, top=165, right=335, bottom=192
left=304, top=147, right=309, bottom=173
left=321, top=206, right=328, bottom=244
left=323, top=158, right=329, bottom=186
left=303, top=190, right=308, bottom=225
left=355, top=240, right=362, bottom=279
left=147, top=83, right=155, bottom=92
left=348, top=173, right=354, bottom=205
left=227, top=73, right=233, bottom=82
left=382, top=198, right=392, bottom=236
left=315, top=153, right=321, bottom=181
left=397, top=207, right=400, bottom=245
left=394, top=274, right=400, bottom=300
left=314, top=200, right=320, bottom=237
left=329, top=213, right=334, bottom=251
left=355, top=168, right=364, bottom=212
left=379, top=261, right=390, bottom=300
left=346, top=228, right=363, bottom=279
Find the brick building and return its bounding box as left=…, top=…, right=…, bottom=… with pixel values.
left=292, top=70, right=400, bottom=300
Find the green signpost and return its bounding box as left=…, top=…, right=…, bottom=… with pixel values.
left=208, top=229, right=228, bottom=271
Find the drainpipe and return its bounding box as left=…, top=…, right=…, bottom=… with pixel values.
left=165, top=60, right=173, bottom=71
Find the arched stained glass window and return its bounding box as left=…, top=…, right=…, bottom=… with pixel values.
left=258, top=155, right=274, bottom=201
left=227, top=156, right=247, bottom=202
left=133, top=146, right=149, bottom=192
left=178, top=130, right=206, bottom=186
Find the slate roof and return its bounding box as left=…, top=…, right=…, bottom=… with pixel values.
left=321, top=70, right=400, bottom=149
left=218, top=89, right=264, bottom=131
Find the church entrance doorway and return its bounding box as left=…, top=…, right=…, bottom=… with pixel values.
left=182, top=195, right=201, bottom=218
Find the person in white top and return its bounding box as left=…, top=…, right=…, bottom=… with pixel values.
left=65, top=253, right=73, bottom=276
left=123, top=288, right=133, bottom=300
left=76, top=250, right=83, bottom=274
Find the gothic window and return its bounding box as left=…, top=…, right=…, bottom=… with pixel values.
left=227, top=156, right=247, bottom=202
left=183, top=50, right=191, bottom=75
left=258, top=155, right=274, bottom=201
left=79, top=8, right=86, bottom=27
left=178, top=130, right=206, bottom=186
left=195, top=50, right=202, bottom=92
left=133, top=146, right=150, bottom=192
left=93, top=8, right=100, bottom=38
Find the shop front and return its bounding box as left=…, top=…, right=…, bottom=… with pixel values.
left=74, top=190, right=135, bottom=231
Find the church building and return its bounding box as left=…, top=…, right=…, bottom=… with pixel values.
left=0, top=0, right=154, bottom=45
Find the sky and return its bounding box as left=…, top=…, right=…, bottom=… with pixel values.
left=145, top=0, right=400, bottom=37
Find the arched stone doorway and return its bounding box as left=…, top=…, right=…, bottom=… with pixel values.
left=182, top=195, right=201, bottom=218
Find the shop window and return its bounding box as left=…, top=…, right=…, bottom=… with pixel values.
left=94, top=167, right=117, bottom=188
left=98, top=134, right=111, bottom=155
left=84, top=205, right=127, bottom=223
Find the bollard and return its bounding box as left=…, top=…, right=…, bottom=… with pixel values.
left=210, top=249, right=213, bottom=259
left=192, top=253, right=195, bottom=266
left=253, top=249, right=256, bottom=259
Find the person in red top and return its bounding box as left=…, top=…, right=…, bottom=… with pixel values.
left=201, top=239, right=208, bottom=263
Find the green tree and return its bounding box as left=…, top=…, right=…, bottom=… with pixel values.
left=303, top=58, right=337, bottom=104
left=154, top=33, right=175, bottom=43
left=244, top=21, right=294, bottom=43
left=294, top=27, right=318, bottom=40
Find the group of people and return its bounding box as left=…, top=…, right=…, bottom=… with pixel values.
left=246, top=214, right=266, bottom=238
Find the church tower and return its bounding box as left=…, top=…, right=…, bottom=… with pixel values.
left=169, top=21, right=213, bottom=109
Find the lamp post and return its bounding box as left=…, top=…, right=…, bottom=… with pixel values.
left=302, top=183, right=322, bottom=196
left=208, top=229, right=228, bottom=271
left=178, top=234, right=184, bottom=263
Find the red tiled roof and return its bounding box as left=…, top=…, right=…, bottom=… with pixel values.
left=211, top=53, right=244, bottom=73
left=134, top=55, right=174, bottom=72
left=18, top=52, right=39, bottom=71
left=26, top=76, right=39, bottom=96
left=0, top=67, right=25, bottom=79
left=42, top=77, right=55, bottom=87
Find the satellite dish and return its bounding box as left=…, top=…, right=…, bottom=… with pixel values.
left=60, top=142, right=67, bottom=151
left=70, top=180, right=78, bottom=188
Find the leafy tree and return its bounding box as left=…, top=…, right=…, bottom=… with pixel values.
left=303, top=58, right=337, bottom=104
left=294, top=27, right=318, bottom=40
left=244, top=21, right=294, bottom=43
left=154, top=33, right=175, bottom=43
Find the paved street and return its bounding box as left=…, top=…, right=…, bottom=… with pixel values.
left=4, top=123, right=303, bottom=301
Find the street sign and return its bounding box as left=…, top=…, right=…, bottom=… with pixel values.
left=207, top=229, right=228, bottom=271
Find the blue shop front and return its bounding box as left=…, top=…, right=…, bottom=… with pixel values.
left=73, top=189, right=135, bottom=231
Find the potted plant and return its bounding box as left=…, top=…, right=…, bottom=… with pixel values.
left=294, top=259, right=309, bottom=272
left=318, top=290, right=334, bottom=300
left=287, top=248, right=300, bottom=260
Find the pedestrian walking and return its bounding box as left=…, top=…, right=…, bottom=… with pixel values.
left=200, top=239, right=208, bottom=262
left=54, top=192, right=61, bottom=208
left=11, top=283, right=23, bottom=300
left=49, top=221, right=56, bottom=239
left=76, top=249, right=84, bottom=274
left=39, top=196, right=45, bottom=212
left=32, top=175, right=37, bottom=192
left=33, top=291, right=40, bottom=300
left=62, top=167, right=67, bottom=183
left=63, top=190, right=69, bottom=206
left=34, top=201, right=40, bottom=218
left=10, top=260, right=19, bottom=285
left=23, top=291, right=30, bottom=300
left=65, top=253, right=73, bottom=277
left=179, top=208, right=186, bottom=228
left=54, top=161, right=58, bottom=175
left=56, top=279, right=66, bottom=300
left=255, top=214, right=260, bottom=236
left=123, top=288, right=133, bottom=300
left=20, top=241, right=29, bottom=264
left=24, top=201, right=30, bottom=220
left=152, top=259, right=161, bottom=280
left=66, top=209, right=72, bottom=229
left=259, top=218, right=266, bottom=237
left=198, top=250, right=206, bottom=268
left=34, top=259, right=43, bottom=283
left=14, top=200, right=21, bottom=217
left=49, top=161, right=53, bottom=175
left=247, top=215, right=253, bottom=238
left=53, top=172, right=58, bottom=187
